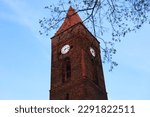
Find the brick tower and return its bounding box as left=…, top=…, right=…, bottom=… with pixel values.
left=50, top=6, right=108, bottom=100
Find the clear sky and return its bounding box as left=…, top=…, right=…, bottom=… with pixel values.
left=0, top=0, right=150, bottom=100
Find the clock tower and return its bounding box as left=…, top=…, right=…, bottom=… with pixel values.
left=50, top=6, right=108, bottom=100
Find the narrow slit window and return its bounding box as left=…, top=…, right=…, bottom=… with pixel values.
left=66, top=58, right=71, bottom=80
left=62, top=57, right=71, bottom=83
left=93, top=65, right=98, bottom=85
left=62, top=62, right=65, bottom=83
left=66, top=93, right=69, bottom=100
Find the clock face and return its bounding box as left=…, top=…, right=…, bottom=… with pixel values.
left=61, top=44, right=70, bottom=54
left=90, top=47, right=96, bottom=57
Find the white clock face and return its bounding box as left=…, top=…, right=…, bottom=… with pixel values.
left=90, top=47, right=95, bottom=57
left=61, top=44, right=70, bottom=54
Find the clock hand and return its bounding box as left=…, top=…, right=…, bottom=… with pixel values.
left=65, top=47, right=69, bottom=50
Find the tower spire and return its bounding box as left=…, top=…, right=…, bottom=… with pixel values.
left=55, top=6, right=82, bottom=35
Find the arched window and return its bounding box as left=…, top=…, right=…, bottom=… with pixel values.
left=62, top=57, right=71, bottom=83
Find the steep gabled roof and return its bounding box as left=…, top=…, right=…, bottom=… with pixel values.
left=55, top=6, right=82, bottom=35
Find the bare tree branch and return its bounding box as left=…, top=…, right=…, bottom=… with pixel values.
left=39, top=0, right=150, bottom=71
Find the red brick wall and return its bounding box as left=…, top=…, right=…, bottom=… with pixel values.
left=50, top=23, right=107, bottom=100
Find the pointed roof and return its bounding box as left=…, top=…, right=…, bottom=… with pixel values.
left=55, top=6, right=82, bottom=35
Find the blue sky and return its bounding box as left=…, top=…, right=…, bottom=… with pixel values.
left=0, top=0, right=150, bottom=100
